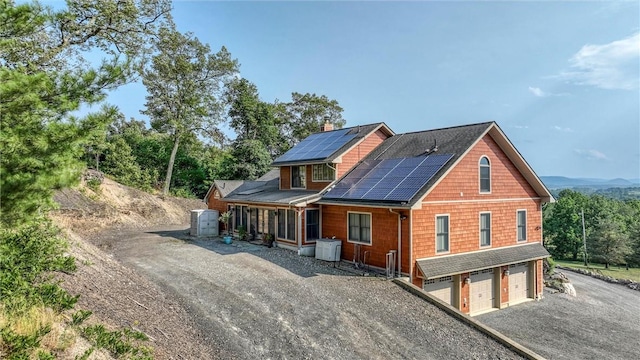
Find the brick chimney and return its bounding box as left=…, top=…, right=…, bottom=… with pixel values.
left=321, top=120, right=334, bottom=132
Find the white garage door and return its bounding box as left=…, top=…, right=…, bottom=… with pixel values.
left=424, top=276, right=454, bottom=305
left=470, top=269, right=495, bottom=314
left=509, top=262, right=529, bottom=304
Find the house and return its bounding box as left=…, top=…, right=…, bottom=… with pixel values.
left=205, top=121, right=553, bottom=315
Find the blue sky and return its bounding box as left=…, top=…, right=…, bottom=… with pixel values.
left=101, top=1, right=639, bottom=179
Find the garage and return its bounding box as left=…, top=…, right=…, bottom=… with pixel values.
left=509, top=262, right=529, bottom=304
left=423, top=276, right=454, bottom=305
left=470, top=268, right=495, bottom=314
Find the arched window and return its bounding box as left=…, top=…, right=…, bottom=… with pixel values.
left=479, top=157, right=491, bottom=193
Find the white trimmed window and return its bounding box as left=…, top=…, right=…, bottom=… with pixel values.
left=306, top=209, right=320, bottom=240
left=479, top=156, right=491, bottom=193
left=312, top=164, right=335, bottom=182
left=480, top=212, right=491, bottom=247
left=348, top=212, right=371, bottom=245
left=277, top=208, right=296, bottom=241
left=436, top=215, right=449, bottom=253
left=517, top=210, right=527, bottom=242
left=291, top=165, right=306, bottom=188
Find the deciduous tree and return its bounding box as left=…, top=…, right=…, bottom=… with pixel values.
left=141, top=26, right=238, bottom=195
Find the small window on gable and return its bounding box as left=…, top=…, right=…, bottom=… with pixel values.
left=479, top=157, right=491, bottom=193
left=312, top=164, right=335, bottom=182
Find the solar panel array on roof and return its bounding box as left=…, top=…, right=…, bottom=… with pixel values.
left=323, top=153, right=454, bottom=202
left=274, top=128, right=356, bottom=163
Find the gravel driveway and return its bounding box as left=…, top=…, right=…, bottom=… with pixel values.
left=100, top=225, right=523, bottom=360
left=476, top=270, right=640, bottom=360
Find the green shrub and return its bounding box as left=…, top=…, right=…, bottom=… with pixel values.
left=0, top=220, right=77, bottom=315
left=81, top=324, right=152, bottom=359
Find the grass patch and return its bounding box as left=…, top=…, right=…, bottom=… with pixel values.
left=555, top=259, right=640, bottom=282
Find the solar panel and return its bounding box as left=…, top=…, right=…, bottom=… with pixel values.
left=274, top=128, right=357, bottom=163
left=323, top=154, right=454, bottom=202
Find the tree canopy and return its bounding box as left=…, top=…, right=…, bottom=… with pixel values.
left=1, top=0, right=170, bottom=227
left=141, top=25, right=238, bottom=194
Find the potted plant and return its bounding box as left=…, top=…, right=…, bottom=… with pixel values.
left=220, top=211, right=232, bottom=244
left=237, top=226, right=247, bottom=241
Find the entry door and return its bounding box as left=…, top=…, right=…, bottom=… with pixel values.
left=509, top=263, right=529, bottom=304
left=470, top=269, right=495, bottom=314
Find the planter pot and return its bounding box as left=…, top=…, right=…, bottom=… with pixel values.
left=223, top=236, right=233, bottom=244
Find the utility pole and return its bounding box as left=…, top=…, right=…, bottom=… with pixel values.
left=582, top=209, right=588, bottom=266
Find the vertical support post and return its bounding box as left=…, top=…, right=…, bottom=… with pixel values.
left=582, top=209, right=587, bottom=266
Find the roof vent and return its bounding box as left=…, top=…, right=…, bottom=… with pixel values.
left=424, top=139, right=438, bottom=155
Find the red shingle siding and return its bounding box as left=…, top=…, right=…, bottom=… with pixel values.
left=426, top=135, right=538, bottom=201
left=337, top=129, right=389, bottom=178
left=412, top=133, right=543, bottom=261
left=321, top=204, right=409, bottom=272
left=206, top=190, right=228, bottom=214
left=412, top=199, right=542, bottom=260
left=500, top=265, right=509, bottom=305
left=280, top=166, right=291, bottom=190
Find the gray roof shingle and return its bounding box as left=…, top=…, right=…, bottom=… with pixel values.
left=223, top=178, right=320, bottom=205
left=416, top=243, right=550, bottom=279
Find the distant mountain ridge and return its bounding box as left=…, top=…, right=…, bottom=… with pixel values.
left=541, top=176, right=640, bottom=189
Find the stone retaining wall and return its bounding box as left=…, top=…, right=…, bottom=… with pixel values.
left=556, top=265, right=640, bottom=292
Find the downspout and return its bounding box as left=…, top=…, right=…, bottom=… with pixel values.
left=389, top=209, right=402, bottom=277
left=409, top=209, right=413, bottom=283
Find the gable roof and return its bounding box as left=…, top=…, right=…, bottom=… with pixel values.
left=319, top=121, right=553, bottom=207
left=271, top=122, right=394, bottom=167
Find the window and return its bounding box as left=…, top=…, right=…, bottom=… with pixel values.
left=517, top=210, right=527, bottom=242
left=348, top=212, right=371, bottom=244
left=312, top=164, right=335, bottom=182
left=287, top=209, right=296, bottom=241
left=234, top=205, right=248, bottom=231
left=436, top=215, right=449, bottom=253
left=278, top=209, right=296, bottom=241
left=306, top=209, right=320, bottom=240
left=291, top=165, right=306, bottom=188
left=479, top=157, right=491, bottom=193
left=480, top=212, right=491, bottom=247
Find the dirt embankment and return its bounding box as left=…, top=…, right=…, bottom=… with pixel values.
left=51, top=177, right=218, bottom=359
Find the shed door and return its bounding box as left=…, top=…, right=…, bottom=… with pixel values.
left=470, top=269, right=495, bottom=314
left=509, top=262, right=529, bottom=304
left=423, top=276, right=454, bottom=305
left=199, top=210, right=218, bottom=236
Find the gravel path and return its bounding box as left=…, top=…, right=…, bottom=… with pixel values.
left=95, top=225, right=523, bottom=360
left=476, top=270, right=640, bottom=360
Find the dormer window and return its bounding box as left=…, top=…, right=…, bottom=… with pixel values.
left=291, top=165, right=306, bottom=189
left=312, top=164, right=335, bottom=182
left=479, top=156, right=491, bottom=193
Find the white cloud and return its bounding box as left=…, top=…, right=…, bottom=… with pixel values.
left=574, top=149, right=609, bottom=161
left=528, top=86, right=546, bottom=97
left=558, top=32, right=640, bottom=90
left=513, top=125, right=529, bottom=129
left=553, top=125, right=573, bottom=132
left=528, top=86, right=569, bottom=97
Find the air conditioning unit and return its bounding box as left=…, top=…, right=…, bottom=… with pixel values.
left=315, top=238, right=342, bottom=262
